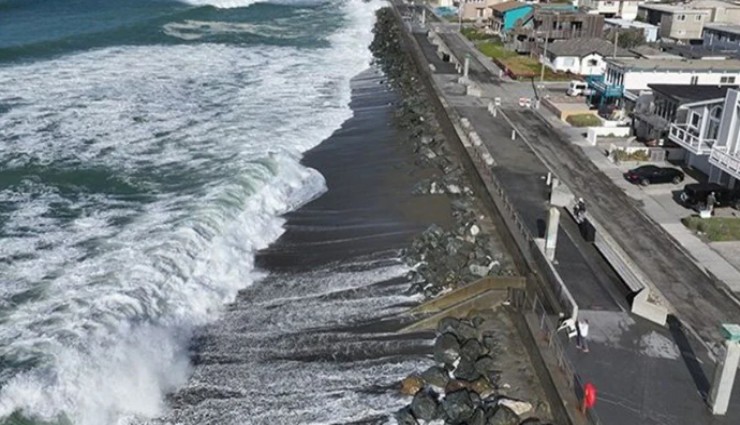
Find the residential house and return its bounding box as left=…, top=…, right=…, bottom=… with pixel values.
left=636, top=0, right=740, bottom=43
left=605, top=17, right=659, bottom=43
left=509, top=7, right=605, bottom=54
left=580, top=0, right=645, bottom=21
left=590, top=57, right=740, bottom=105
left=541, top=38, right=634, bottom=75
left=703, top=23, right=740, bottom=51
left=490, top=1, right=533, bottom=35
left=632, top=84, right=736, bottom=144
left=668, top=88, right=740, bottom=186
left=460, top=0, right=505, bottom=22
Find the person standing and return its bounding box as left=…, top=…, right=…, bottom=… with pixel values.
left=707, top=192, right=717, bottom=215
left=576, top=319, right=590, bottom=353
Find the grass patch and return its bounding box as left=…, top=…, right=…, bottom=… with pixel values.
left=461, top=27, right=499, bottom=41
left=566, top=114, right=602, bottom=127
left=476, top=41, right=572, bottom=81
left=682, top=216, right=740, bottom=241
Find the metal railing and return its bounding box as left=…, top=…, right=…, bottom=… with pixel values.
left=709, top=145, right=740, bottom=179
left=668, top=124, right=715, bottom=154
left=528, top=294, right=603, bottom=425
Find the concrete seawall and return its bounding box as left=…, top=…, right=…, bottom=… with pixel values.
left=387, top=5, right=585, bottom=425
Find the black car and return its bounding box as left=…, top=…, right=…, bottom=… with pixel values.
left=679, top=183, right=740, bottom=209
left=625, top=165, right=684, bottom=186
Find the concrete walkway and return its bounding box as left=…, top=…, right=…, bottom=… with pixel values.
left=402, top=8, right=740, bottom=424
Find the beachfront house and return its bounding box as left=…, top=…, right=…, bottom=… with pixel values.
left=668, top=88, right=740, bottom=187
left=632, top=84, right=737, bottom=145
left=490, top=1, right=533, bottom=35
left=509, top=6, right=605, bottom=54
left=460, top=0, right=505, bottom=22
left=590, top=57, right=740, bottom=106
left=579, top=0, right=644, bottom=21
left=540, top=38, right=634, bottom=76
left=604, top=18, right=659, bottom=43
left=637, top=0, right=740, bottom=43
left=703, top=23, right=740, bottom=52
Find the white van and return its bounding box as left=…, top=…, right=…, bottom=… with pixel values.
left=567, top=81, right=593, bottom=97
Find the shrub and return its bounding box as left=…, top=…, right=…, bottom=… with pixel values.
left=566, top=114, right=602, bottom=127
left=612, top=149, right=649, bottom=162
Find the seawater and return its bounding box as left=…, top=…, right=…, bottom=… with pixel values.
left=0, top=0, right=422, bottom=424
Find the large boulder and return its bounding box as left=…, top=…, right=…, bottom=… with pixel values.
left=460, top=339, right=484, bottom=361
left=400, top=375, right=424, bottom=396
left=453, top=356, right=481, bottom=382
left=468, top=407, right=487, bottom=425
left=474, top=355, right=497, bottom=377
left=469, top=377, right=495, bottom=399
left=411, top=390, right=439, bottom=421
left=421, top=365, right=450, bottom=389
left=498, top=398, right=533, bottom=416
left=434, top=333, right=461, bottom=366
left=437, top=317, right=478, bottom=342
left=442, top=390, right=476, bottom=424
left=487, top=405, right=520, bottom=425
left=395, top=406, right=418, bottom=425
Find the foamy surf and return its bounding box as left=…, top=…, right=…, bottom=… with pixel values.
left=0, top=0, right=385, bottom=423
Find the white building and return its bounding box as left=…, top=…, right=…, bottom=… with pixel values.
left=668, top=88, right=740, bottom=186
left=541, top=38, right=634, bottom=76
left=604, top=18, right=659, bottom=43
left=580, top=0, right=644, bottom=21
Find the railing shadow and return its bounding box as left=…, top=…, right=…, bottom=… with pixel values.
left=667, top=314, right=711, bottom=401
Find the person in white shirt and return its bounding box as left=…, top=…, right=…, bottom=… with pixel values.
left=576, top=319, right=590, bottom=353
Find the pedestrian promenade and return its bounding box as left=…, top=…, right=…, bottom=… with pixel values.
left=402, top=7, right=740, bottom=424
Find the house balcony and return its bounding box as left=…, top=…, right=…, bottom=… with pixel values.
left=709, top=146, right=740, bottom=179
left=668, top=124, right=715, bottom=154
left=589, top=80, right=623, bottom=98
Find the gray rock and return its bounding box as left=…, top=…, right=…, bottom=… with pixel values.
left=411, top=390, right=439, bottom=421
left=454, top=357, right=481, bottom=382
left=395, top=407, right=418, bottom=425
left=434, top=333, right=461, bottom=366
left=460, top=339, right=484, bottom=361
left=487, top=405, right=520, bottom=425
left=442, top=390, right=476, bottom=424
left=438, top=318, right=478, bottom=342
left=475, top=356, right=497, bottom=376
left=469, top=408, right=487, bottom=425
left=469, top=263, right=490, bottom=277
left=421, top=365, right=449, bottom=388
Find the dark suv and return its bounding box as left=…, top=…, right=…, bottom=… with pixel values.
left=679, top=183, right=740, bottom=209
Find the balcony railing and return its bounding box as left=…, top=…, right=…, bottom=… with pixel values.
left=668, top=124, right=715, bottom=154
left=709, top=146, right=740, bottom=179
left=590, top=80, right=623, bottom=97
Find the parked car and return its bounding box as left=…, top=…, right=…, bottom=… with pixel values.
left=566, top=81, right=594, bottom=97
left=624, top=165, right=684, bottom=186
left=679, top=183, right=740, bottom=209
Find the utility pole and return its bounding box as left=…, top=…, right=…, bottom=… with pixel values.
left=613, top=26, right=619, bottom=58
left=540, top=30, right=549, bottom=83
left=458, top=1, right=463, bottom=32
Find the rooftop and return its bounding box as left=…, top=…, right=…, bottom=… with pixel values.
left=638, top=3, right=712, bottom=14
left=629, top=45, right=682, bottom=59
left=606, top=57, right=740, bottom=71
left=547, top=38, right=634, bottom=58
left=705, top=23, right=740, bottom=36
left=604, top=18, right=659, bottom=29
left=662, top=43, right=739, bottom=59
left=648, top=83, right=738, bottom=103
left=489, top=0, right=530, bottom=12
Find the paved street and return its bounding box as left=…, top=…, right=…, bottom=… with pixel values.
left=397, top=5, right=740, bottom=423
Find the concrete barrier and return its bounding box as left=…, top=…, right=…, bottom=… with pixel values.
left=586, top=127, right=631, bottom=146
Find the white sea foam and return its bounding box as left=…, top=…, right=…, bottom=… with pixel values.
left=0, top=0, right=384, bottom=423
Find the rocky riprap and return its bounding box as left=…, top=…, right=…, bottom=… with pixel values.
left=369, top=8, right=512, bottom=297
left=396, top=317, right=552, bottom=425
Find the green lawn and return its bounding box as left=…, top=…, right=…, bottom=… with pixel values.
left=682, top=216, right=740, bottom=241
left=476, top=41, right=572, bottom=81
left=566, top=114, right=602, bottom=127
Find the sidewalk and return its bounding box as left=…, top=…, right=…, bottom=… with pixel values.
left=407, top=10, right=740, bottom=424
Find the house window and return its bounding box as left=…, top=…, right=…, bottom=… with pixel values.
left=695, top=15, right=702, bottom=21
left=690, top=75, right=699, bottom=85
left=721, top=76, right=737, bottom=84
left=707, top=105, right=723, bottom=140
left=587, top=58, right=599, bottom=66
left=677, top=14, right=686, bottom=21
left=690, top=111, right=701, bottom=128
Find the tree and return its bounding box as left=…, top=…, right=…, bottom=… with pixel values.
left=604, top=27, right=646, bottom=49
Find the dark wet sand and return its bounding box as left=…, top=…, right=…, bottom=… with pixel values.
left=256, top=67, right=452, bottom=271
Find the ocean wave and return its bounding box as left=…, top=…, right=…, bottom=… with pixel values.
left=162, top=20, right=297, bottom=41
left=0, top=0, right=383, bottom=423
